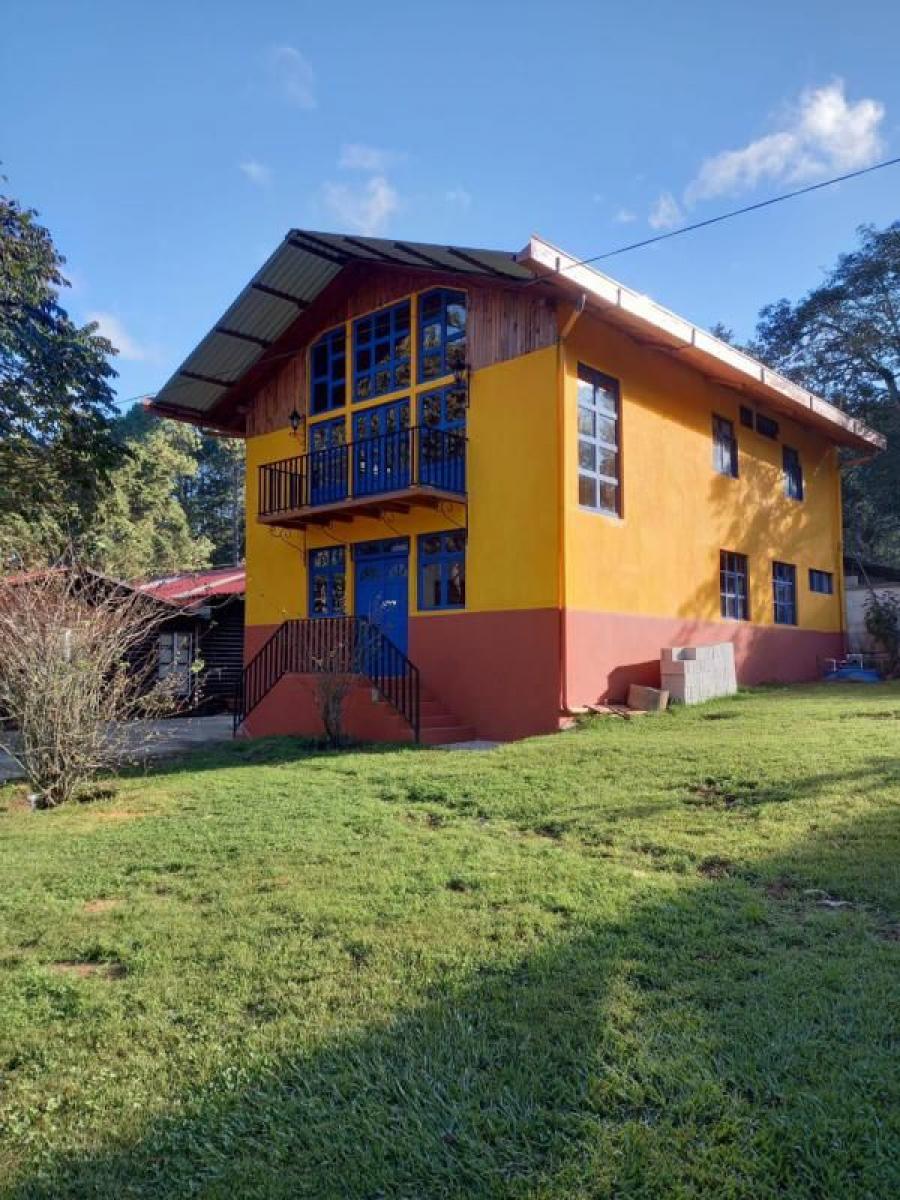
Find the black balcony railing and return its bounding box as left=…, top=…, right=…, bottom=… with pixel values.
left=258, top=426, right=466, bottom=518
left=234, top=616, right=420, bottom=741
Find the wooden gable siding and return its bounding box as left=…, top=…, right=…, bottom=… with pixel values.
left=246, top=265, right=557, bottom=437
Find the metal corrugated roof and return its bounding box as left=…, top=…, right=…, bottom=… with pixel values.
left=153, top=231, right=530, bottom=421
left=137, top=567, right=246, bottom=603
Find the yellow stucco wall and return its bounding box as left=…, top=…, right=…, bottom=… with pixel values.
left=244, top=343, right=560, bottom=627
left=562, top=312, right=844, bottom=633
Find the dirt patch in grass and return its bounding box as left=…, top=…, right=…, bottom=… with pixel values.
left=83, top=899, right=120, bottom=914
left=698, top=856, right=732, bottom=879
left=51, top=961, right=126, bottom=980
left=765, top=877, right=795, bottom=900
left=89, top=809, right=142, bottom=824
left=685, top=779, right=739, bottom=808
left=839, top=710, right=900, bottom=720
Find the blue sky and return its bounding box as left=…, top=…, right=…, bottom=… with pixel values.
left=3, top=0, right=899, bottom=407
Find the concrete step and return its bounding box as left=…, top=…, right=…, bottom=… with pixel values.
left=420, top=724, right=477, bottom=746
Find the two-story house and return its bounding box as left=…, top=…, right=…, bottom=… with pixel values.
left=151, top=231, right=884, bottom=743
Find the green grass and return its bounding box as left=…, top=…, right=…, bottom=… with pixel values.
left=1, top=683, right=899, bottom=1199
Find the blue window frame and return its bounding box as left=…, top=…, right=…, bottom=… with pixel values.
left=418, top=385, right=467, bottom=492
left=720, top=550, right=749, bottom=620
left=310, top=326, right=346, bottom=415
left=418, top=531, right=466, bottom=610
left=809, top=568, right=834, bottom=595
left=712, top=414, right=738, bottom=478
left=352, top=399, right=410, bottom=496
left=773, top=561, right=797, bottom=625
left=578, top=364, right=621, bottom=516
left=419, top=289, right=467, bottom=382
left=308, top=417, right=347, bottom=506
left=309, top=547, right=346, bottom=617
left=783, top=446, right=804, bottom=500
left=353, top=300, right=411, bottom=401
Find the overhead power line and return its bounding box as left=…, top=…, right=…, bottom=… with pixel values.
left=527, top=154, right=900, bottom=282
left=132, top=153, right=900, bottom=407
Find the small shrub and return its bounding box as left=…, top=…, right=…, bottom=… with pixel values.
left=864, top=590, right=900, bottom=675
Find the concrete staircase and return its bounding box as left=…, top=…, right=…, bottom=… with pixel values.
left=367, top=684, right=475, bottom=745
left=418, top=688, right=477, bottom=745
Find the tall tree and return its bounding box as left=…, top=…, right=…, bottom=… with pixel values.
left=118, top=404, right=245, bottom=566
left=82, top=422, right=213, bottom=579
left=747, top=222, right=900, bottom=564
left=0, top=190, right=124, bottom=566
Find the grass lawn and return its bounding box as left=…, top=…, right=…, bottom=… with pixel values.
left=1, top=683, right=899, bottom=1199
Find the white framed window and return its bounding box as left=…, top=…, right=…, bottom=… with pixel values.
left=577, top=364, right=621, bottom=516
left=158, top=631, right=194, bottom=696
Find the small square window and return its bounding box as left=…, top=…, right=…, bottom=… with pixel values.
left=756, top=413, right=780, bottom=440
left=740, top=405, right=754, bottom=429
left=809, top=569, right=834, bottom=595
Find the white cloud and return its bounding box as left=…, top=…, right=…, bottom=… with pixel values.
left=613, top=207, right=637, bottom=223
left=269, top=45, right=315, bottom=109
left=685, top=80, right=885, bottom=204
left=86, top=312, right=148, bottom=361
left=323, top=175, right=400, bottom=236
left=648, top=191, right=683, bottom=230
left=445, top=186, right=472, bottom=209
left=238, top=159, right=272, bottom=187
left=338, top=143, right=401, bottom=172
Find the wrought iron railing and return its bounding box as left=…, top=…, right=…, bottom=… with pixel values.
left=258, top=427, right=466, bottom=517
left=233, top=616, right=420, bottom=741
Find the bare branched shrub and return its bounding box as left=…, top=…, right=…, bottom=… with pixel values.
left=0, top=569, right=187, bottom=807
left=313, top=668, right=354, bottom=748
left=312, top=628, right=379, bottom=748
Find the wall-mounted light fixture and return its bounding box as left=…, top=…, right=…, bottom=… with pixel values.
left=288, top=408, right=303, bottom=437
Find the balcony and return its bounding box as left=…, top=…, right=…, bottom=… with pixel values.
left=257, top=426, right=467, bottom=528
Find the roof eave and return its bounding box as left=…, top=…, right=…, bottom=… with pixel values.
left=518, top=235, right=885, bottom=454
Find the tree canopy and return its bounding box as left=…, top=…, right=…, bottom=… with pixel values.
left=745, top=221, right=900, bottom=565
left=0, top=191, right=124, bottom=565
left=1, top=187, right=244, bottom=577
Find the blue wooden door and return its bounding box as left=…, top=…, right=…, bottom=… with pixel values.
left=353, top=400, right=410, bottom=497
left=354, top=539, right=409, bottom=658
left=308, top=417, right=347, bottom=506
left=418, top=386, right=466, bottom=492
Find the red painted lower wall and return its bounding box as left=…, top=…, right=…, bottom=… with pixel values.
left=244, top=611, right=563, bottom=742
left=242, top=674, right=413, bottom=743
left=564, top=608, right=845, bottom=706
left=409, top=609, right=561, bottom=741
left=242, top=609, right=844, bottom=743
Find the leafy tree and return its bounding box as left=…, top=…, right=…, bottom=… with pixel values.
left=0, top=190, right=124, bottom=566
left=118, top=404, right=245, bottom=566
left=746, top=222, right=900, bottom=564
left=82, top=422, right=213, bottom=579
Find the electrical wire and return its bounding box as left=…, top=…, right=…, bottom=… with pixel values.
left=128, top=153, right=900, bottom=407
left=525, top=154, right=900, bottom=283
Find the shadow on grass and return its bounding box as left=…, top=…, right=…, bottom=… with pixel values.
left=10, top=802, right=900, bottom=1199
left=122, top=734, right=429, bottom=783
